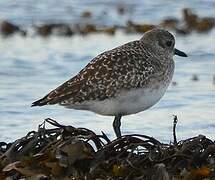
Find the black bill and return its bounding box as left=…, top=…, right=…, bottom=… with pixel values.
left=174, top=48, right=188, bottom=57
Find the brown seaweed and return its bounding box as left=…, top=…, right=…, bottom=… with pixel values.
left=0, top=117, right=214, bottom=179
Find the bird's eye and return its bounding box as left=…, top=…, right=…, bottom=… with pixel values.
left=166, top=41, right=172, bottom=47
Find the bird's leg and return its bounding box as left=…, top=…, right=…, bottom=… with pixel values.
left=113, top=115, right=122, bottom=138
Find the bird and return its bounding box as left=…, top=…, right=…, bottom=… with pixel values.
left=32, top=28, right=187, bottom=138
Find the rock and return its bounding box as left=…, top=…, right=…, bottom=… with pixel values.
left=134, top=24, right=156, bottom=33
left=101, top=27, right=116, bottom=35
left=36, top=23, right=73, bottom=37
left=54, top=24, right=74, bottom=36
left=36, top=24, right=54, bottom=36
left=0, top=21, right=26, bottom=36
left=80, top=24, right=97, bottom=35
left=196, top=17, right=214, bottom=33
left=160, top=18, right=179, bottom=29
left=183, top=8, right=199, bottom=29
left=81, top=11, right=92, bottom=18
left=126, top=21, right=156, bottom=33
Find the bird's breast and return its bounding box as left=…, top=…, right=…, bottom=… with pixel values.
left=69, top=82, right=169, bottom=116
left=110, top=82, right=169, bottom=115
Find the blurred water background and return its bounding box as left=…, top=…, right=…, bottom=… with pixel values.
left=0, top=0, right=215, bottom=142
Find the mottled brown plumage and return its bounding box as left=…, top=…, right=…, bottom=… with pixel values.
left=32, top=28, right=187, bottom=138
left=33, top=31, right=167, bottom=106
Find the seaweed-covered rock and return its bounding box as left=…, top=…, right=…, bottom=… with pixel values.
left=126, top=21, right=156, bottom=33
left=0, top=21, right=26, bottom=36
left=36, top=23, right=74, bottom=37
left=196, top=17, right=215, bottom=33
left=0, top=118, right=214, bottom=179
left=160, top=18, right=179, bottom=29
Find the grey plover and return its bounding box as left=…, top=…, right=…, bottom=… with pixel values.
left=32, top=29, right=187, bottom=138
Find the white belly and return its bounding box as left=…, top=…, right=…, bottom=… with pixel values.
left=66, top=83, right=169, bottom=116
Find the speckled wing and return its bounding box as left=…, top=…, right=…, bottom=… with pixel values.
left=32, top=40, right=157, bottom=107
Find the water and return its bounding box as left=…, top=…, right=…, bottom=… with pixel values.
left=0, top=0, right=215, bottom=142
left=0, top=0, right=215, bottom=26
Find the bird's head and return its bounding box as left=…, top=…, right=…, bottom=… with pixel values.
left=140, top=28, right=187, bottom=58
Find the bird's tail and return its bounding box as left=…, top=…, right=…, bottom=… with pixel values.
left=31, top=95, right=50, bottom=107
